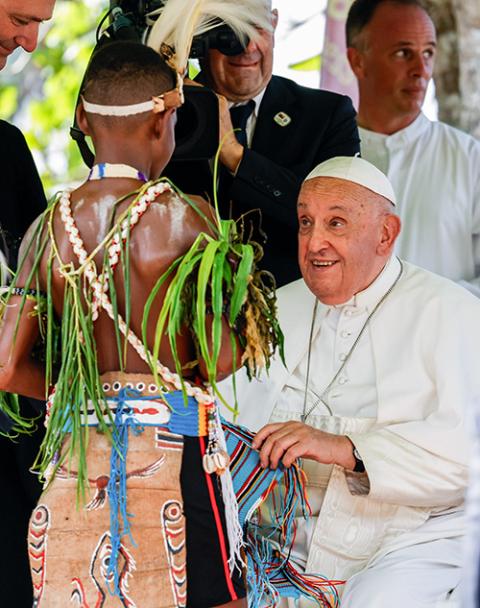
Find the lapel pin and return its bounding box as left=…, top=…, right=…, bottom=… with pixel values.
left=273, top=111, right=291, bottom=127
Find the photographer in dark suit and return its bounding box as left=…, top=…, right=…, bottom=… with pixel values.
left=0, top=1, right=55, bottom=604
left=166, top=0, right=360, bottom=286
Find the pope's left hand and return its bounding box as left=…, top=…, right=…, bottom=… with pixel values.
left=251, top=421, right=356, bottom=470
left=217, top=94, right=244, bottom=173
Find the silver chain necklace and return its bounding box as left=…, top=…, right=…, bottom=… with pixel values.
left=301, top=259, right=404, bottom=423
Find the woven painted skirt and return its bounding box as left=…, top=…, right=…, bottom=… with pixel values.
left=28, top=373, right=245, bottom=608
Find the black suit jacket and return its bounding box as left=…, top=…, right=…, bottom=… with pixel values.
left=0, top=119, right=46, bottom=607
left=0, top=120, right=46, bottom=266
left=166, top=75, right=360, bottom=286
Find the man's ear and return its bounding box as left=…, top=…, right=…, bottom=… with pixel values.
left=271, top=9, right=279, bottom=31
left=75, top=101, right=91, bottom=136
left=347, top=46, right=365, bottom=79
left=152, top=107, right=176, bottom=139
left=377, top=213, right=401, bottom=255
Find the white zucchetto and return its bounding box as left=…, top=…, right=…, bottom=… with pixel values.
left=304, top=156, right=397, bottom=206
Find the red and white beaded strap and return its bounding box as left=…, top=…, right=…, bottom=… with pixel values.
left=58, top=183, right=213, bottom=406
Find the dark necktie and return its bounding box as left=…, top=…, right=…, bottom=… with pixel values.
left=229, top=100, right=255, bottom=147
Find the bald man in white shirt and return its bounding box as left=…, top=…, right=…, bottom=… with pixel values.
left=346, top=0, right=480, bottom=298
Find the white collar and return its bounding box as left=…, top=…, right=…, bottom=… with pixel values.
left=359, top=112, right=431, bottom=146
left=325, top=256, right=402, bottom=314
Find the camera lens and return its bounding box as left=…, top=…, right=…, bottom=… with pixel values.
left=175, top=97, right=198, bottom=146
left=172, top=85, right=219, bottom=160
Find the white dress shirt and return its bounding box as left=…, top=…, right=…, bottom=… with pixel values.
left=360, top=113, right=480, bottom=297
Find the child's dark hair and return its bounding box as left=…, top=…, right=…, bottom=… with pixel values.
left=83, top=41, right=177, bottom=106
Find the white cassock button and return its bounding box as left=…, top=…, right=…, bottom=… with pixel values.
left=345, top=310, right=354, bottom=317
left=338, top=376, right=348, bottom=385
left=339, top=353, right=347, bottom=361
left=340, top=330, right=351, bottom=338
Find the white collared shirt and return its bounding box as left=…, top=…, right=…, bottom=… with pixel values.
left=360, top=113, right=480, bottom=297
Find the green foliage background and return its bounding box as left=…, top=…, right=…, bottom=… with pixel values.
left=0, top=0, right=108, bottom=192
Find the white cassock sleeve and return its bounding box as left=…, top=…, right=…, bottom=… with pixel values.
left=347, top=290, right=479, bottom=508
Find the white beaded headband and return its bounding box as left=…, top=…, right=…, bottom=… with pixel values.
left=82, top=90, right=183, bottom=117
left=82, top=70, right=184, bottom=117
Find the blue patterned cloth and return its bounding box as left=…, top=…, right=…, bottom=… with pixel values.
left=222, top=420, right=340, bottom=607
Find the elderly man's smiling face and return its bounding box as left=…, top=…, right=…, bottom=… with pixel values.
left=203, top=10, right=278, bottom=103
left=0, top=0, right=54, bottom=69
left=297, top=177, right=400, bottom=305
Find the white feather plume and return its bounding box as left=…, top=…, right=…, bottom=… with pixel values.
left=147, top=0, right=272, bottom=73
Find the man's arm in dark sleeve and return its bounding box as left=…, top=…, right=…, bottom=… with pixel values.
left=13, top=127, right=47, bottom=230
left=0, top=123, right=47, bottom=421
left=0, top=121, right=47, bottom=264
left=230, top=94, right=360, bottom=229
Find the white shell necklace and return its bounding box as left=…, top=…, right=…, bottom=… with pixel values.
left=87, top=163, right=148, bottom=183
left=59, top=181, right=214, bottom=406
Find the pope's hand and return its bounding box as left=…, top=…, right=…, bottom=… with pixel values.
left=251, top=421, right=356, bottom=470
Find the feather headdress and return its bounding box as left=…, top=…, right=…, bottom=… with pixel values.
left=147, top=0, right=273, bottom=74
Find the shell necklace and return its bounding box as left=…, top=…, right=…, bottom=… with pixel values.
left=59, top=181, right=230, bottom=477
left=87, top=163, right=148, bottom=183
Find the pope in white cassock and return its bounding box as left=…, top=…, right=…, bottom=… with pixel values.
left=220, top=156, right=480, bottom=607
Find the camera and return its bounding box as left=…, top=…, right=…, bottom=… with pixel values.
left=105, top=1, right=249, bottom=57
left=72, top=1, right=248, bottom=166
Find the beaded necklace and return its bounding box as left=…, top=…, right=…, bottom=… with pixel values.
left=87, top=163, right=148, bottom=183
left=59, top=182, right=214, bottom=402
left=59, top=182, right=230, bottom=476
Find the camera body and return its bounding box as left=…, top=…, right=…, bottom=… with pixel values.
left=107, top=1, right=248, bottom=56
left=106, top=1, right=162, bottom=41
